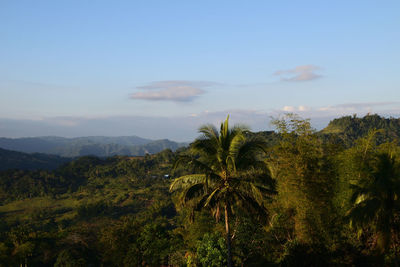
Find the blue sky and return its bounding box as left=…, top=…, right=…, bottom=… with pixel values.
left=1, top=1, right=399, bottom=141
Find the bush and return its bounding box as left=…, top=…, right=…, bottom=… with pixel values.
left=196, top=233, right=227, bottom=267
left=77, top=200, right=109, bottom=219
left=279, top=240, right=330, bottom=267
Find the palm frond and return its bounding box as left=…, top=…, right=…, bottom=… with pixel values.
left=347, top=198, right=381, bottom=228
left=198, top=124, right=219, bottom=141
left=169, top=174, right=206, bottom=192
left=221, top=115, right=230, bottom=141
left=170, top=115, right=274, bottom=228
left=191, top=139, right=218, bottom=160
left=172, top=154, right=192, bottom=172
left=234, top=191, right=269, bottom=218
left=228, top=132, right=245, bottom=164
left=173, top=154, right=216, bottom=175
left=204, top=188, right=221, bottom=207
left=235, top=139, right=268, bottom=170
left=231, top=123, right=250, bottom=134
left=183, top=183, right=205, bottom=203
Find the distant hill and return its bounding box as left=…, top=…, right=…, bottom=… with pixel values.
left=0, top=148, right=71, bottom=171
left=0, top=136, right=187, bottom=157
left=3, top=115, right=398, bottom=159
left=320, top=114, right=400, bottom=145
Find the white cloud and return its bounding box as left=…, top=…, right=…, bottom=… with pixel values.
left=131, top=80, right=218, bottom=102
left=298, top=105, right=310, bottom=111
left=131, top=86, right=204, bottom=102
left=282, top=106, right=296, bottom=112
left=274, top=65, right=322, bottom=82
left=281, top=105, right=311, bottom=112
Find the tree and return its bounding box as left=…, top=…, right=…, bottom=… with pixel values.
left=269, top=114, right=337, bottom=244
left=347, top=151, right=400, bottom=256
left=196, top=233, right=227, bottom=266
left=170, top=116, right=274, bottom=266
left=139, top=218, right=172, bottom=266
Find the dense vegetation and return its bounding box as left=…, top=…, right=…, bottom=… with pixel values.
left=0, top=114, right=399, bottom=266
left=0, top=148, right=71, bottom=171
left=321, top=113, right=400, bottom=146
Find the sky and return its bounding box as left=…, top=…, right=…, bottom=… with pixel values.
left=0, top=1, right=399, bottom=141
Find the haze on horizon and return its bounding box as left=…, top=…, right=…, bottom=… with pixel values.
left=1, top=1, right=399, bottom=142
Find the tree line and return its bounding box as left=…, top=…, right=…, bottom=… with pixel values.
left=0, top=114, right=399, bottom=266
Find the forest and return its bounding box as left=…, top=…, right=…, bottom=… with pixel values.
left=0, top=113, right=400, bottom=266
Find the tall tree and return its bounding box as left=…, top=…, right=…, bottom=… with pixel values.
left=269, top=114, right=336, bottom=244
left=347, top=150, right=400, bottom=256
left=170, top=116, right=274, bottom=266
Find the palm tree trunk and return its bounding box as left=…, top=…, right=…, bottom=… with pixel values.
left=225, top=203, right=233, bottom=267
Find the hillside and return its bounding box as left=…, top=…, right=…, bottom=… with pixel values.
left=2, top=116, right=400, bottom=265
left=0, top=148, right=71, bottom=171
left=320, top=114, right=400, bottom=145
left=0, top=136, right=187, bottom=157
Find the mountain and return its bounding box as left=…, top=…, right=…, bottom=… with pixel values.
left=0, top=136, right=187, bottom=157
left=320, top=114, right=400, bottom=145
left=0, top=147, right=71, bottom=171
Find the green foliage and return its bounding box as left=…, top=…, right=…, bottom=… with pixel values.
left=170, top=116, right=274, bottom=221
left=54, top=249, right=87, bottom=267
left=77, top=200, right=110, bottom=219
left=196, top=233, right=227, bottom=266
left=139, top=218, right=173, bottom=266
left=279, top=239, right=330, bottom=267
left=0, top=242, right=10, bottom=267
left=270, top=113, right=337, bottom=244
left=321, top=114, right=400, bottom=146
left=1, top=114, right=400, bottom=266
left=0, top=147, right=70, bottom=171
left=171, top=115, right=274, bottom=266
left=231, top=216, right=271, bottom=265
left=347, top=148, right=400, bottom=254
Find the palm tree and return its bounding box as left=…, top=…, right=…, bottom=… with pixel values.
left=347, top=152, right=400, bottom=256
left=170, top=116, right=274, bottom=266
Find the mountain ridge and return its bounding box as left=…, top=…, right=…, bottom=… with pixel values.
left=0, top=135, right=187, bottom=158
left=320, top=114, right=400, bottom=145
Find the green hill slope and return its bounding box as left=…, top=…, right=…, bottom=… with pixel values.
left=0, top=148, right=71, bottom=171
left=320, top=114, right=400, bottom=145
